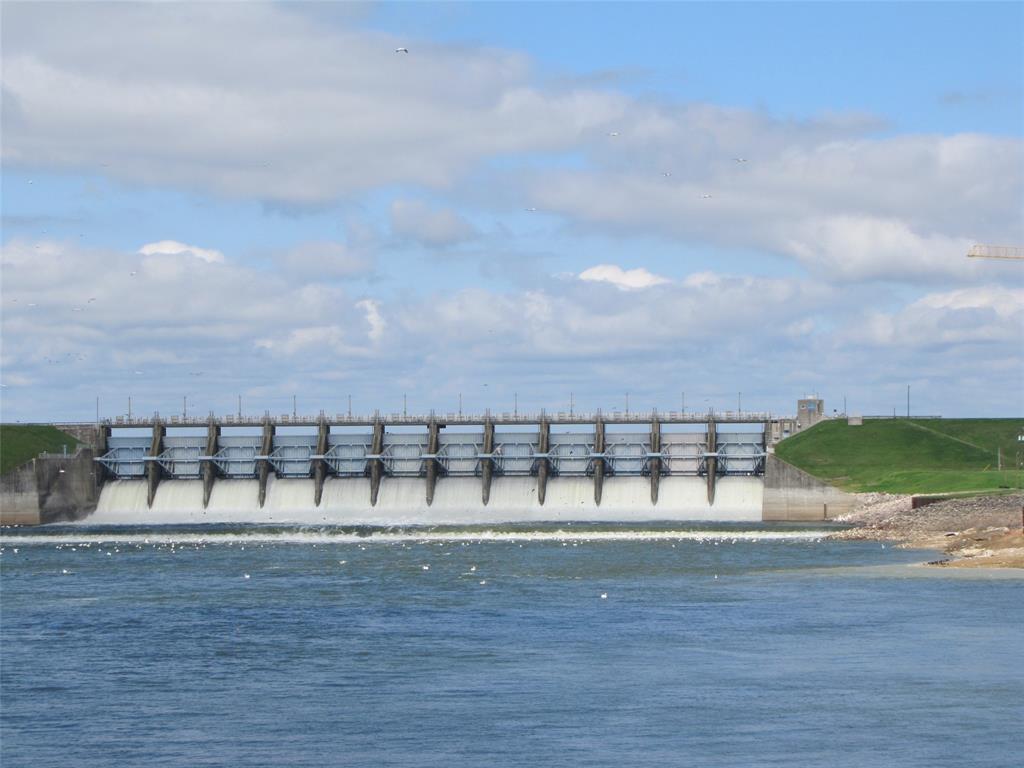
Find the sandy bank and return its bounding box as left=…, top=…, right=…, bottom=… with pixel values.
left=832, top=492, right=1024, bottom=569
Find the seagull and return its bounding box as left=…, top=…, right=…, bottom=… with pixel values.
left=607, top=131, right=620, bottom=137
left=600, top=593, right=608, bottom=599
left=395, top=47, right=409, bottom=53
left=525, top=207, right=538, bottom=212
left=87, top=297, right=96, bottom=303
left=734, top=157, right=748, bottom=163
left=662, top=171, right=672, bottom=177
left=701, top=193, right=713, bottom=199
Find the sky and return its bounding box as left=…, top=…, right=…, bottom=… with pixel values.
left=1, top=0, right=1022, bottom=423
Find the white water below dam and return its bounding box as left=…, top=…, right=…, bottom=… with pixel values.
left=90, top=477, right=764, bottom=525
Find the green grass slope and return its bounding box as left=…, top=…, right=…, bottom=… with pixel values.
left=0, top=424, right=81, bottom=476
left=775, top=418, right=1024, bottom=494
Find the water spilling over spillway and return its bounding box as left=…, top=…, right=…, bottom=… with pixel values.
left=92, top=476, right=764, bottom=525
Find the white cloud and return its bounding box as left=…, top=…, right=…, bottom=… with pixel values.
left=578, top=264, right=670, bottom=290
left=1, top=3, right=625, bottom=203
left=845, top=286, right=1024, bottom=348
left=390, top=199, right=477, bottom=247
left=357, top=299, right=386, bottom=343
left=139, top=240, right=225, bottom=263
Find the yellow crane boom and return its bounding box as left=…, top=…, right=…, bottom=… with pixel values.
left=967, top=244, right=1024, bottom=260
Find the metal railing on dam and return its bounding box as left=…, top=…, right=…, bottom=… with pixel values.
left=92, top=411, right=770, bottom=510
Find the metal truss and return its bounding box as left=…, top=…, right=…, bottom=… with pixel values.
left=322, top=442, right=371, bottom=476
left=95, top=444, right=148, bottom=478
left=154, top=444, right=203, bottom=478
left=211, top=445, right=259, bottom=478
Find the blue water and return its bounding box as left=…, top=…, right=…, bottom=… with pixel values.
left=1, top=523, right=1022, bottom=767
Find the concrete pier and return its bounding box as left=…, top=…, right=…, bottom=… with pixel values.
left=649, top=418, right=661, bottom=505
left=481, top=419, right=495, bottom=505
left=425, top=420, right=441, bottom=506
left=705, top=419, right=717, bottom=506
left=537, top=418, right=551, bottom=506
left=593, top=418, right=606, bottom=506
left=202, top=420, right=220, bottom=509
left=313, top=418, right=329, bottom=507
left=145, top=422, right=165, bottom=508
left=369, top=419, right=385, bottom=506
left=257, top=420, right=274, bottom=508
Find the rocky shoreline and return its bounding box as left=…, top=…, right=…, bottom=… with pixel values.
left=832, top=492, right=1024, bottom=569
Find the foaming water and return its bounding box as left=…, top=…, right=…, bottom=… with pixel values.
left=92, top=476, right=762, bottom=524
left=1, top=525, right=831, bottom=547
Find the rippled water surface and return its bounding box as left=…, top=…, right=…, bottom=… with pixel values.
left=2, top=522, right=1021, bottom=767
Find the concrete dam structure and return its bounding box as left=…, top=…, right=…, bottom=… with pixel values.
left=84, top=411, right=795, bottom=524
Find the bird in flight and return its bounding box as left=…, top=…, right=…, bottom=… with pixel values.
left=607, top=131, right=620, bottom=138
left=395, top=47, right=409, bottom=54
left=733, top=157, right=748, bottom=163
left=525, top=207, right=538, bottom=212
left=701, top=193, right=713, bottom=199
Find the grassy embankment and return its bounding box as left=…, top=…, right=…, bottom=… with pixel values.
left=775, top=418, right=1024, bottom=494
left=0, top=424, right=81, bottom=476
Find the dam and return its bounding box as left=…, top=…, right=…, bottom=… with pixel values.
left=3, top=409, right=853, bottom=525
left=85, top=410, right=785, bottom=523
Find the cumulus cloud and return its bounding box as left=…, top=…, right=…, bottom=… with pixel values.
left=138, top=240, right=225, bottom=263
left=845, top=286, right=1024, bottom=348
left=390, top=199, right=477, bottom=247
left=578, top=264, right=670, bottom=290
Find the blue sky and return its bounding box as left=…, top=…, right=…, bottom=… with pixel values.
left=1, top=1, right=1022, bottom=421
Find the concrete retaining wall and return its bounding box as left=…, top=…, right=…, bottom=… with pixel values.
left=762, top=454, right=855, bottom=521
left=0, top=448, right=100, bottom=525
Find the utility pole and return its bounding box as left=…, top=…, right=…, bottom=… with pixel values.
left=293, top=394, right=297, bottom=418
left=738, top=391, right=742, bottom=414
left=128, top=395, right=132, bottom=420
left=570, top=392, right=574, bottom=417
left=514, top=392, right=518, bottom=418
left=843, top=395, right=847, bottom=416
left=459, top=393, right=463, bottom=417
left=403, top=393, right=407, bottom=418
left=348, top=394, right=352, bottom=418
left=681, top=391, right=685, bottom=415
left=625, top=391, right=630, bottom=416
left=183, top=395, right=187, bottom=419
left=95, top=396, right=99, bottom=425
left=238, top=394, right=242, bottom=419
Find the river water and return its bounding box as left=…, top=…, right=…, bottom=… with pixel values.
left=1, top=522, right=1021, bottom=767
